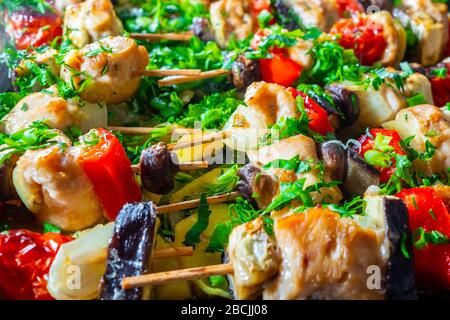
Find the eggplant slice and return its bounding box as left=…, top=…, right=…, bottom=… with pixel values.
left=363, top=194, right=417, bottom=300
left=99, top=202, right=157, bottom=300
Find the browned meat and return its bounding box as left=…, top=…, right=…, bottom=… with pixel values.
left=263, top=208, right=385, bottom=300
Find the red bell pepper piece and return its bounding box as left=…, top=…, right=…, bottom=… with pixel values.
left=357, top=128, right=406, bottom=183
left=429, top=61, right=450, bottom=108
left=396, top=187, right=450, bottom=290
left=0, top=230, right=72, bottom=300
left=330, top=14, right=387, bottom=65
left=335, top=0, right=363, bottom=18
left=287, top=88, right=334, bottom=135
left=79, top=128, right=142, bottom=220
left=4, top=8, right=62, bottom=50
left=251, top=30, right=303, bottom=87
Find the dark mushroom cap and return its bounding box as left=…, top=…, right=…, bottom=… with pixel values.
left=139, top=143, right=179, bottom=195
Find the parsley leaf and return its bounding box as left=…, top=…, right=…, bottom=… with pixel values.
left=183, top=193, right=212, bottom=247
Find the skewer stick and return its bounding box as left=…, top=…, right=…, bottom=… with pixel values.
left=130, top=161, right=208, bottom=173
left=130, top=32, right=193, bottom=41
left=154, top=246, right=194, bottom=259
left=138, top=69, right=202, bottom=77
left=167, top=130, right=230, bottom=151
left=109, top=126, right=196, bottom=136
left=123, top=263, right=234, bottom=289
left=156, top=191, right=239, bottom=214
left=158, top=69, right=231, bottom=87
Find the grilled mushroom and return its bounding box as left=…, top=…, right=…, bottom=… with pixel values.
left=139, top=143, right=180, bottom=195
left=229, top=55, right=262, bottom=90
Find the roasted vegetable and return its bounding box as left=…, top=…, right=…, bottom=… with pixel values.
left=0, top=230, right=72, bottom=300
left=99, top=202, right=157, bottom=300
left=47, top=223, right=114, bottom=300
left=0, top=155, right=18, bottom=201
left=229, top=54, right=262, bottom=90
left=319, top=141, right=380, bottom=198
left=139, top=143, right=179, bottom=195
left=235, top=164, right=278, bottom=209
left=361, top=193, right=417, bottom=299
left=191, top=17, right=215, bottom=42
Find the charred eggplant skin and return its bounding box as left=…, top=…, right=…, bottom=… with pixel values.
left=270, top=0, right=303, bottom=30
left=229, top=55, right=262, bottom=90
left=99, top=202, right=157, bottom=300
left=319, top=141, right=380, bottom=198
left=327, top=85, right=360, bottom=127
left=140, top=143, right=179, bottom=195
left=191, top=17, right=215, bottom=42
left=383, top=197, right=417, bottom=300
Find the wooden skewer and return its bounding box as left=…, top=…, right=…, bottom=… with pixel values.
left=130, top=161, right=208, bottom=173
left=167, top=130, right=230, bottom=151
left=108, top=126, right=196, bottom=136
left=153, top=246, right=194, bottom=259
left=138, top=69, right=202, bottom=77
left=130, top=32, right=193, bottom=41
left=123, top=263, right=234, bottom=289
left=158, top=69, right=231, bottom=87
left=156, top=191, right=239, bottom=214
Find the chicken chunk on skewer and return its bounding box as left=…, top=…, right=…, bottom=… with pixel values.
left=263, top=208, right=385, bottom=300
left=64, top=0, right=124, bottom=48
left=1, top=87, right=108, bottom=135
left=60, top=36, right=149, bottom=104
left=12, top=133, right=105, bottom=232
left=383, top=104, right=450, bottom=175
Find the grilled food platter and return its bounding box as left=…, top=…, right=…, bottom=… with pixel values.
left=0, top=0, right=449, bottom=300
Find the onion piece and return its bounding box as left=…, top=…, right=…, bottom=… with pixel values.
left=47, top=223, right=114, bottom=300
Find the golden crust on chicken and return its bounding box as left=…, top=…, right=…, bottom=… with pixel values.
left=64, top=0, right=124, bottom=48
left=263, top=208, right=385, bottom=300
left=60, top=36, right=149, bottom=104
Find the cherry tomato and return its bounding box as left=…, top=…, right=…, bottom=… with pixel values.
left=397, top=187, right=450, bottom=290
left=259, top=50, right=303, bottom=87
left=0, top=230, right=72, bottom=300
left=250, top=0, right=272, bottom=18
left=357, top=128, right=406, bottom=183
left=330, top=15, right=387, bottom=65
left=429, top=62, right=450, bottom=108
left=335, top=0, right=363, bottom=18
left=4, top=9, right=62, bottom=50
left=79, top=128, right=142, bottom=220
left=288, top=88, right=335, bottom=135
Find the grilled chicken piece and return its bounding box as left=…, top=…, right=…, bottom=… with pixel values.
left=383, top=104, right=450, bottom=175
left=64, top=0, right=123, bottom=48
left=368, top=11, right=407, bottom=67
left=286, top=39, right=314, bottom=70
left=263, top=208, right=385, bottom=300
left=210, top=0, right=255, bottom=48
left=394, top=0, right=448, bottom=66
left=244, top=82, right=299, bottom=125
left=235, top=164, right=278, bottom=209
left=53, top=0, right=82, bottom=15
left=280, top=0, right=339, bottom=31
left=403, top=72, right=434, bottom=104
left=227, top=218, right=279, bottom=300
left=61, top=36, right=149, bottom=104
left=15, top=49, right=60, bottom=79
left=1, top=87, right=107, bottom=134
left=12, top=134, right=104, bottom=231
left=247, top=135, right=343, bottom=205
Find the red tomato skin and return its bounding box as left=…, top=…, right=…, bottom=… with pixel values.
left=0, top=230, right=72, bottom=300
left=335, top=0, right=363, bottom=17
left=330, top=15, right=387, bottom=65
left=429, top=62, right=450, bottom=108
left=5, top=10, right=62, bottom=50
left=357, top=128, right=405, bottom=183
left=79, top=129, right=142, bottom=220
left=287, top=88, right=335, bottom=135
left=259, top=53, right=303, bottom=87
left=396, top=187, right=450, bottom=290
